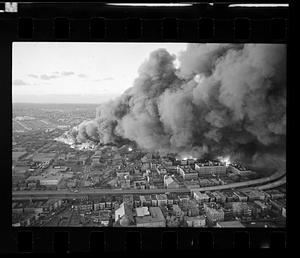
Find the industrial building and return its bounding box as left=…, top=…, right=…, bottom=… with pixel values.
left=228, top=163, right=252, bottom=175
left=177, top=166, right=198, bottom=180
left=135, top=206, right=150, bottom=217
left=195, top=161, right=226, bottom=175
left=232, top=190, right=248, bottom=202
left=40, top=175, right=62, bottom=186
left=241, top=189, right=266, bottom=201
left=210, top=191, right=226, bottom=203
left=97, top=210, right=111, bottom=226
left=193, top=191, right=210, bottom=203
left=139, top=195, right=152, bottom=206
left=114, top=202, right=134, bottom=226
left=204, top=203, right=225, bottom=224
left=230, top=202, right=252, bottom=216
left=135, top=207, right=166, bottom=227
left=164, top=175, right=179, bottom=188
left=184, top=215, right=206, bottom=227
left=25, top=175, right=62, bottom=186
left=156, top=194, right=168, bottom=206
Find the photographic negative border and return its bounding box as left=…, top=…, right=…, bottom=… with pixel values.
left=0, top=0, right=292, bottom=253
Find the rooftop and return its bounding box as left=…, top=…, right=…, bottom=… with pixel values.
left=193, top=191, right=210, bottom=198
left=180, top=167, right=197, bottom=173
left=217, top=220, right=245, bottom=228
left=196, top=161, right=226, bottom=167
left=241, top=189, right=266, bottom=197
left=164, top=176, right=175, bottom=185
left=156, top=194, right=167, bottom=200
left=136, top=207, right=150, bottom=217
left=136, top=207, right=165, bottom=224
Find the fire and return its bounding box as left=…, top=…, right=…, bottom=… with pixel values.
left=218, top=156, right=231, bottom=166
left=128, top=147, right=133, bottom=152
left=182, top=155, right=197, bottom=161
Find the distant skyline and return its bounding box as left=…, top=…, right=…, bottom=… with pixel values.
left=13, top=42, right=187, bottom=103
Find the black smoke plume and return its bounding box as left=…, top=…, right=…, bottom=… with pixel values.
left=74, top=44, right=286, bottom=171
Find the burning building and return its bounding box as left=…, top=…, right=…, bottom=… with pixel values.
left=62, top=44, right=286, bottom=171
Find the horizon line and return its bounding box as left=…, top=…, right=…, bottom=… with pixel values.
left=12, top=102, right=101, bottom=104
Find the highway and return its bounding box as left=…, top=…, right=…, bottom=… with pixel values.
left=12, top=187, right=191, bottom=200
left=12, top=159, right=286, bottom=200
left=189, top=167, right=285, bottom=192
left=255, top=176, right=286, bottom=191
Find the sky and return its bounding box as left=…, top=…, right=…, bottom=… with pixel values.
left=12, top=42, right=187, bottom=103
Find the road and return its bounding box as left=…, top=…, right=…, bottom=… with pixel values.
left=255, top=176, right=286, bottom=191
left=12, top=161, right=286, bottom=200
left=12, top=187, right=191, bottom=200
left=189, top=168, right=285, bottom=192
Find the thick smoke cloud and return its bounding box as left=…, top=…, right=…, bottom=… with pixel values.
left=74, top=44, right=286, bottom=170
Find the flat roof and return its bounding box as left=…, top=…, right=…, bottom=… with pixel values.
left=136, top=207, right=150, bottom=217
left=217, top=220, right=245, bottom=228
left=193, top=191, right=210, bottom=198
left=215, top=191, right=227, bottom=198
left=241, top=189, right=266, bottom=197
left=165, top=176, right=176, bottom=185
left=233, top=190, right=247, bottom=197
left=156, top=194, right=167, bottom=200
left=136, top=207, right=165, bottom=224
left=144, top=195, right=152, bottom=201
left=139, top=195, right=146, bottom=201
left=222, top=190, right=235, bottom=197
left=180, top=168, right=197, bottom=173
left=149, top=207, right=165, bottom=218
left=196, top=162, right=225, bottom=167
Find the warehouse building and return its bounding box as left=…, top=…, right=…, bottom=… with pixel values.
left=115, top=202, right=134, bottom=226
left=178, top=166, right=198, bottom=180
left=136, top=207, right=166, bottom=227
left=193, top=191, right=210, bottom=203
left=204, top=203, right=224, bottom=224
left=184, top=215, right=206, bottom=227
left=195, top=161, right=226, bottom=175
left=156, top=194, right=168, bottom=206
left=164, top=175, right=179, bottom=188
